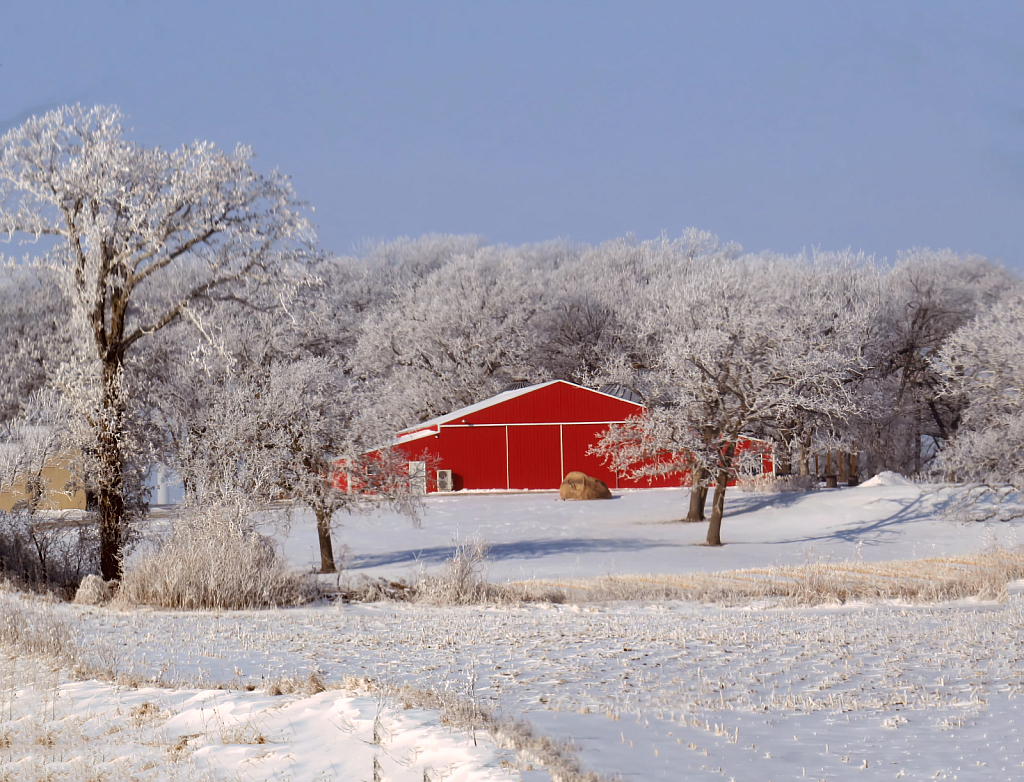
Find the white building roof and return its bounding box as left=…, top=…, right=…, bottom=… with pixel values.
left=397, top=380, right=562, bottom=437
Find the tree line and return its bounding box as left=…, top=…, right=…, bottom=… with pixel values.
left=2, top=106, right=1022, bottom=574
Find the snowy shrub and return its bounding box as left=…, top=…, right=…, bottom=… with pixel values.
left=414, top=539, right=495, bottom=606
left=73, top=574, right=112, bottom=605
left=118, top=506, right=319, bottom=610
left=411, top=540, right=564, bottom=606
left=0, top=510, right=98, bottom=598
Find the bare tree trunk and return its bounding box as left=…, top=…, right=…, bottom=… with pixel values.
left=685, top=466, right=708, bottom=522
left=315, top=506, right=336, bottom=573
left=798, top=433, right=810, bottom=476
left=706, top=442, right=736, bottom=547
left=98, top=485, right=125, bottom=581
left=777, top=437, right=793, bottom=476
left=914, top=403, right=922, bottom=475
left=706, top=474, right=728, bottom=546
left=98, top=362, right=127, bottom=581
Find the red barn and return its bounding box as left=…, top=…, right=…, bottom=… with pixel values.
left=373, top=380, right=772, bottom=493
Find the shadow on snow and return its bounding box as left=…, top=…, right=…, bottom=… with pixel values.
left=348, top=536, right=682, bottom=570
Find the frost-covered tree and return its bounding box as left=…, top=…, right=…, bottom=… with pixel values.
left=933, top=296, right=1024, bottom=488
left=171, top=355, right=415, bottom=573
left=351, top=245, right=554, bottom=425
left=0, top=390, right=72, bottom=509
left=147, top=262, right=421, bottom=574
left=850, top=251, right=1014, bottom=476
left=0, top=105, right=313, bottom=579
left=326, top=234, right=485, bottom=332
left=595, top=249, right=868, bottom=545
left=756, top=251, right=878, bottom=479
left=0, top=264, right=69, bottom=425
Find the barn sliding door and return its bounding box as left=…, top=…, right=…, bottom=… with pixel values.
left=440, top=426, right=508, bottom=490
left=507, top=425, right=562, bottom=490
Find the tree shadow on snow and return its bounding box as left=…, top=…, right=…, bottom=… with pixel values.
left=757, top=494, right=931, bottom=548
left=723, top=491, right=814, bottom=517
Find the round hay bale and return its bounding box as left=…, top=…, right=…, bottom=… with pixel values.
left=559, top=471, right=612, bottom=500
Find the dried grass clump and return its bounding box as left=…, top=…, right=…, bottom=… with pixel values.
left=737, top=474, right=818, bottom=493
left=118, top=507, right=319, bottom=610
left=0, top=588, right=79, bottom=664
left=410, top=540, right=564, bottom=606
left=414, top=539, right=496, bottom=606
left=339, top=575, right=417, bottom=603
left=73, top=574, right=113, bottom=605
left=520, top=547, right=1024, bottom=606
left=264, top=671, right=328, bottom=697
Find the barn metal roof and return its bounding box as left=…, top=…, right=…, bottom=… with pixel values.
left=396, top=379, right=645, bottom=439
left=398, top=380, right=561, bottom=437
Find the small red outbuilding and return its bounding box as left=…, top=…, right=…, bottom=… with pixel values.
left=381, top=380, right=771, bottom=493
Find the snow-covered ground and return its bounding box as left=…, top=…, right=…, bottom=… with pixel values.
left=275, top=480, right=1022, bottom=581
left=1, top=657, right=512, bottom=781
left=7, top=483, right=1024, bottom=780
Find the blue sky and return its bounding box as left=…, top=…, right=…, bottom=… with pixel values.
left=3, top=2, right=1023, bottom=267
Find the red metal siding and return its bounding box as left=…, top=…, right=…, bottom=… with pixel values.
left=461, top=381, right=643, bottom=426
left=507, top=426, right=562, bottom=489
left=560, top=424, right=619, bottom=488
left=618, top=464, right=682, bottom=489
left=438, top=426, right=508, bottom=490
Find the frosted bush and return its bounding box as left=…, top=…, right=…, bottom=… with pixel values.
left=73, top=574, right=111, bottom=605
left=414, top=539, right=494, bottom=606
left=118, top=506, right=319, bottom=610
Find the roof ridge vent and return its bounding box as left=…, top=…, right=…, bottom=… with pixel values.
left=500, top=379, right=535, bottom=392
left=598, top=383, right=644, bottom=404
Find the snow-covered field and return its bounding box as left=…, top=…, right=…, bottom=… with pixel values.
left=1, top=657, right=512, bottom=781
left=279, top=479, right=1021, bottom=581
left=6, top=482, right=1024, bottom=780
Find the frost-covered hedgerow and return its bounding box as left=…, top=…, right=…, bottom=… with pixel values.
left=0, top=510, right=98, bottom=598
